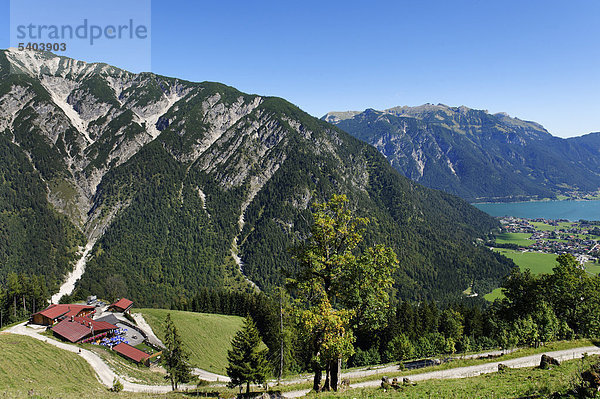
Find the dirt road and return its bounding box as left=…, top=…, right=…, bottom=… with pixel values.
left=131, top=312, right=165, bottom=348
left=282, top=346, right=600, bottom=398
left=6, top=322, right=598, bottom=397
left=6, top=322, right=191, bottom=393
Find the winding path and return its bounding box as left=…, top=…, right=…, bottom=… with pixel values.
left=283, top=346, right=600, bottom=398
left=131, top=313, right=165, bottom=349
left=6, top=322, right=176, bottom=392
left=4, top=322, right=224, bottom=392
left=5, top=322, right=600, bottom=397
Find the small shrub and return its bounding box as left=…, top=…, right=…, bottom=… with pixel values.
left=498, top=363, right=509, bottom=372
left=110, top=378, right=123, bottom=392
left=196, top=378, right=210, bottom=387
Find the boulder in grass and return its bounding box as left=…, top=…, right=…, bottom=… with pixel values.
left=381, top=376, right=392, bottom=390
left=498, top=363, right=509, bottom=372
left=540, top=354, right=560, bottom=369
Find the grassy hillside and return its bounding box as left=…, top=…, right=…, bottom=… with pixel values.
left=0, top=333, right=165, bottom=398
left=1, top=330, right=596, bottom=398
left=136, top=309, right=243, bottom=374
left=313, top=355, right=597, bottom=398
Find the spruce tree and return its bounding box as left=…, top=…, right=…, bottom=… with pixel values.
left=226, top=315, right=271, bottom=394
left=163, top=313, right=192, bottom=390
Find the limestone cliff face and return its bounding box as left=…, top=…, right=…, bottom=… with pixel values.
left=324, top=105, right=600, bottom=202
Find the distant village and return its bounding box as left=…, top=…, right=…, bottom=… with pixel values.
left=498, top=217, right=600, bottom=265
left=29, top=297, right=162, bottom=366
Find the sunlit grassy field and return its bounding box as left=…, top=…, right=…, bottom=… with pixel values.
left=0, top=333, right=167, bottom=398
left=485, top=249, right=557, bottom=300
left=494, top=232, right=534, bottom=246
left=530, top=221, right=574, bottom=231
left=494, top=248, right=558, bottom=274
left=136, top=308, right=243, bottom=374
left=485, top=250, right=599, bottom=300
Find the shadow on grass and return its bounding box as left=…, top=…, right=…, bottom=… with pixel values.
left=172, top=390, right=284, bottom=398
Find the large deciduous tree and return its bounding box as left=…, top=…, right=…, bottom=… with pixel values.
left=289, top=194, right=398, bottom=392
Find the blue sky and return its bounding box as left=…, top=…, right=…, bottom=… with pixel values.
left=1, top=0, right=599, bottom=137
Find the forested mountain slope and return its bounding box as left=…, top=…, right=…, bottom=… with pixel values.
left=324, top=105, right=600, bottom=202
left=0, top=50, right=513, bottom=305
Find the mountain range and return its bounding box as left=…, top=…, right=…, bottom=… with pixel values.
left=323, top=105, right=600, bottom=202
left=0, top=50, right=512, bottom=306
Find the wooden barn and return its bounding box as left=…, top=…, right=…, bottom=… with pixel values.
left=108, top=298, right=134, bottom=314
left=113, top=342, right=149, bottom=364
left=30, top=304, right=96, bottom=326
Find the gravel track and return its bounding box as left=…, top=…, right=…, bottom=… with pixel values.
left=282, top=346, right=600, bottom=397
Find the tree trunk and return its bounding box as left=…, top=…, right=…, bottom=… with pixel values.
left=312, top=364, right=322, bottom=392
left=323, top=362, right=331, bottom=391
left=279, top=289, right=284, bottom=381
left=330, top=357, right=342, bottom=391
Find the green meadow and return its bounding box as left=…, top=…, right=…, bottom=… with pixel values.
left=136, top=308, right=243, bottom=374
left=494, top=232, right=534, bottom=246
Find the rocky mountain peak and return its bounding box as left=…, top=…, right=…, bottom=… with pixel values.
left=324, top=104, right=600, bottom=202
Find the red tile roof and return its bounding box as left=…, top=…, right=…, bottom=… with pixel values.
left=34, top=304, right=95, bottom=320
left=36, top=304, right=69, bottom=320
left=51, top=317, right=117, bottom=343
left=51, top=319, right=92, bottom=343
left=72, top=317, right=117, bottom=332
left=110, top=298, right=133, bottom=311
left=64, top=304, right=95, bottom=318
left=113, top=343, right=148, bottom=363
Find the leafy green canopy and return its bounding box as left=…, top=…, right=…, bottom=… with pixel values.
left=494, top=253, right=600, bottom=345
left=290, top=194, right=398, bottom=391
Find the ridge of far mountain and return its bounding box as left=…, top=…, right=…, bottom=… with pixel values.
left=323, top=105, right=600, bottom=202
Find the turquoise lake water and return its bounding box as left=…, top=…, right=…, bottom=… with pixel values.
left=473, top=200, right=600, bottom=221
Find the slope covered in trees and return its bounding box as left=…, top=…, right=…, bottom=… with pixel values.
left=0, top=135, right=83, bottom=292
left=0, top=50, right=512, bottom=306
